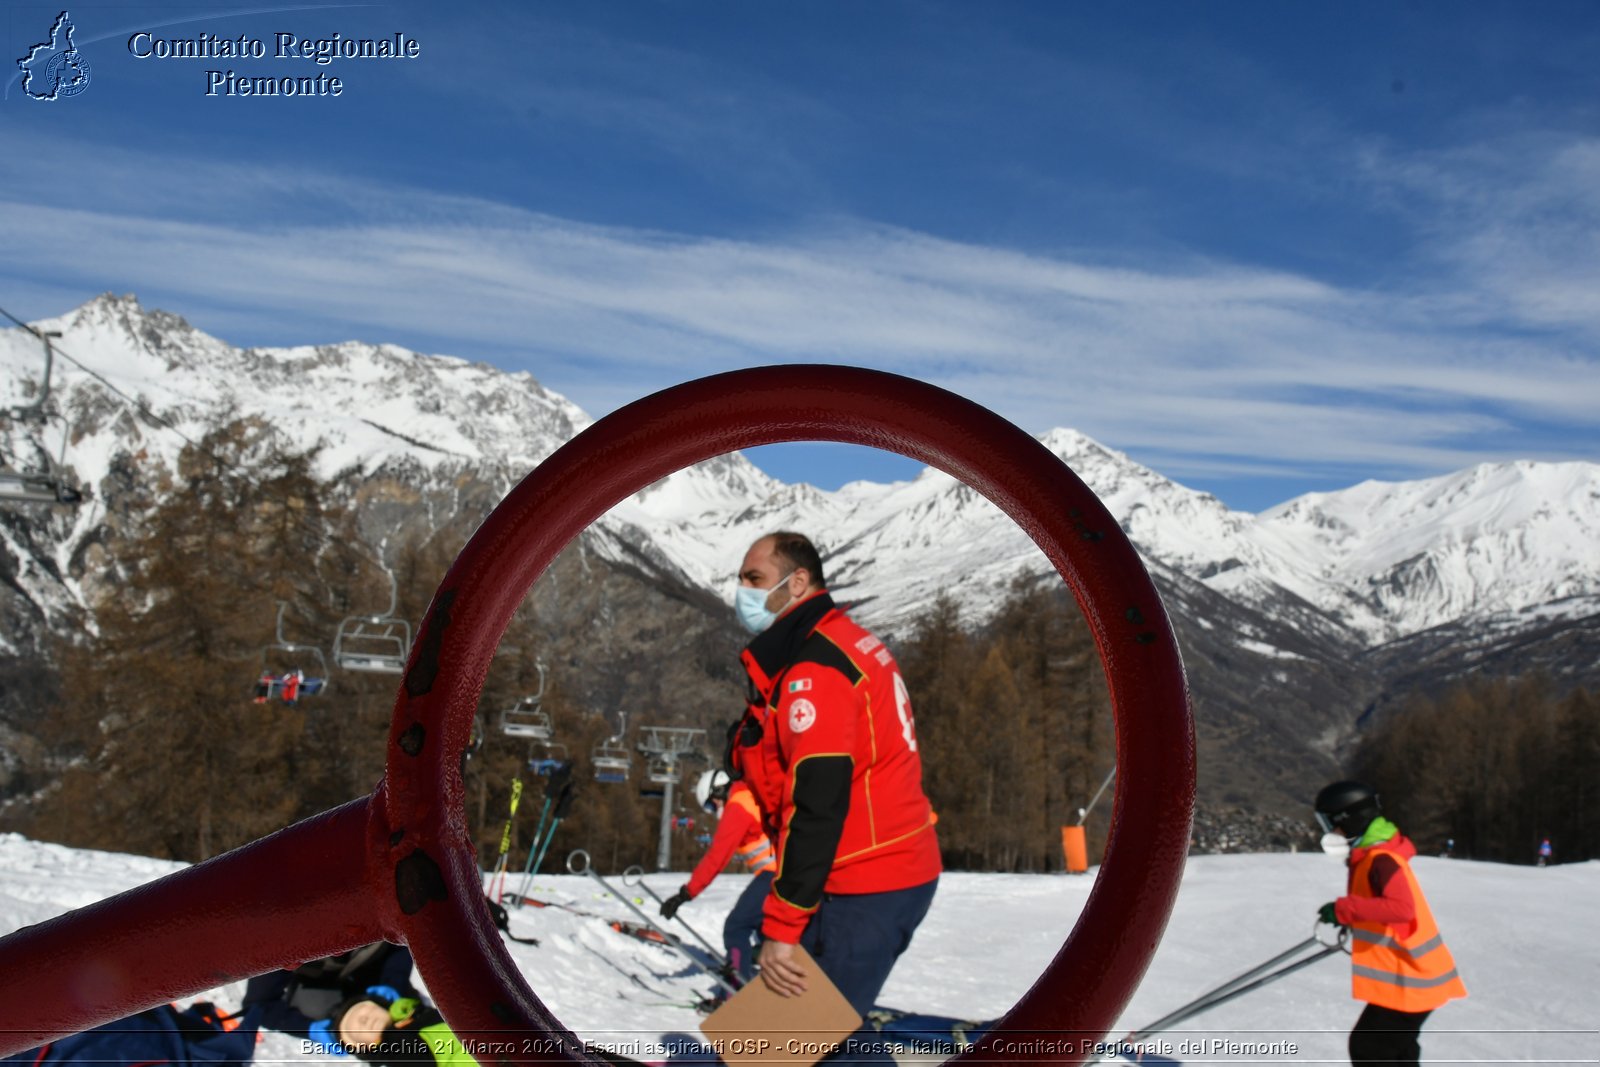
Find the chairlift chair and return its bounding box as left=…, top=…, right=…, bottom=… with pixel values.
left=0, top=464, right=84, bottom=506
left=645, top=755, right=680, bottom=786
left=1, top=330, right=85, bottom=507
left=592, top=711, right=632, bottom=784
left=527, top=741, right=568, bottom=776
left=254, top=602, right=330, bottom=703
left=499, top=696, right=554, bottom=741
left=592, top=741, right=632, bottom=784
left=333, top=571, right=412, bottom=673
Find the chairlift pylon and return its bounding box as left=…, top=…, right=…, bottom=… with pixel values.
left=592, top=710, right=633, bottom=784
left=253, top=601, right=330, bottom=704
left=1, top=328, right=85, bottom=506
left=333, top=570, right=412, bottom=674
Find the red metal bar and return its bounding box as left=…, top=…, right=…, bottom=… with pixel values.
left=0, top=796, right=396, bottom=1054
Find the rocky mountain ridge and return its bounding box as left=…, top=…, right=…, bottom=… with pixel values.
left=3, top=294, right=1596, bottom=818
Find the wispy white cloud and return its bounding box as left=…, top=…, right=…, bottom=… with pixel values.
left=2, top=131, right=1597, bottom=492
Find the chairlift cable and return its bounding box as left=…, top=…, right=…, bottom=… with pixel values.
left=1, top=303, right=207, bottom=455
left=5, top=303, right=418, bottom=671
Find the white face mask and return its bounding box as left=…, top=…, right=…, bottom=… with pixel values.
left=735, top=571, right=795, bottom=634
left=1320, top=831, right=1351, bottom=861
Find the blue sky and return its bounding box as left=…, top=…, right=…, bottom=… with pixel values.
left=3, top=1, right=1598, bottom=511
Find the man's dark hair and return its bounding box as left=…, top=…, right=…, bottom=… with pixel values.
left=768, top=531, right=825, bottom=589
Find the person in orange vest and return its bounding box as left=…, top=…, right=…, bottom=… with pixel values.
left=659, top=769, right=778, bottom=985
left=1315, top=781, right=1467, bottom=1066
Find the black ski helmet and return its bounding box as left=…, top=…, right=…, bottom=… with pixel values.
left=1315, top=779, right=1381, bottom=838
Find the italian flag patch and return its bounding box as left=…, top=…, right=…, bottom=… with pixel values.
left=787, top=678, right=812, bottom=693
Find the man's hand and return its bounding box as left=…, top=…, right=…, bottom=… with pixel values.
left=1317, top=901, right=1342, bottom=926
left=660, top=887, right=691, bottom=920
left=758, top=939, right=808, bottom=998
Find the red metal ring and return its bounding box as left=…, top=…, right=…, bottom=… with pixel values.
left=384, top=364, right=1194, bottom=1063
left=0, top=364, right=1191, bottom=1062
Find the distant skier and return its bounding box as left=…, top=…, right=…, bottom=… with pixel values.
left=1537, top=838, right=1553, bottom=867
left=1314, top=781, right=1467, bottom=1066
left=659, top=769, right=777, bottom=985
left=252, top=669, right=325, bottom=704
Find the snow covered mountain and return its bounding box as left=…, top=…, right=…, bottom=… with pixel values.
left=3, top=295, right=1597, bottom=818
left=621, top=425, right=1600, bottom=651
left=4, top=293, right=1597, bottom=652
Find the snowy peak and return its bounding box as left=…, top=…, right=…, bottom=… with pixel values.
left=1256, top=461, right=1600, bottom=640
left=11, top=294, right=592, bottom=483
left=629, top=451, right=782, bottom=522
left=5, top=294, right=1598, bottom=654
left=35, top=292, right=227, bottom=375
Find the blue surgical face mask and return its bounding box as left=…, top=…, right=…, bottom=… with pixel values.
left=736, top=571, right=794, bottom=634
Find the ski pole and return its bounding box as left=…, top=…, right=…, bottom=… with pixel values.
left=621, top=864, right=727, bottom=965
left=1123, top=937, right=1345, bottom=1047
left=526, top=817, right=564, bottom=881
left=1093, top=928, right=1347, bottom=1061
left=488, top=777, right=524, bottom=903
left=522, top=777, right=577, bottom=893
left=1137, top=934, right=1323, bottom=1030
left=511, top=795, right=556, bottom=909
left=514, top=766, right=576, bottom=906
left=567, top=849, right=737, bottom=997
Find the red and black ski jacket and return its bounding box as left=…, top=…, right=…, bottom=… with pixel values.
left=734, top=591, right=941, bottom=943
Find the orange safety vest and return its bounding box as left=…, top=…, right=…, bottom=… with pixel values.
left=726, top=788, right=777, bottom=874
left=1348, top=846, right=1467, bottom=1012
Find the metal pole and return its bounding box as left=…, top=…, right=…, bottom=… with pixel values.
left=1085, top=929, right=1348, bottom=1064
left=622, top=865, right=726, bottom=964
left=511, top=795, right=555, bottom=908
left=1122, top=940, right=1345, bottom=1047
left=657, top=771, right=675, bottom=871
left=1078, top=764, right=1117, bottom=826
left=567, top=850, right=736, bottom=996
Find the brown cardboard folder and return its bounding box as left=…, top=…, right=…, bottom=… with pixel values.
left=698, top=946, right=863, bottom=1066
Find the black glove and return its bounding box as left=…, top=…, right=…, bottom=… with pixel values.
left=660, top=887, right=691, bottom=920
left=1317, top=901, right=1341, bottom=926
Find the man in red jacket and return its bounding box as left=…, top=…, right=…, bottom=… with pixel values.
left=1315, top=781, right=1467, bottom=1066
left=729, top=531, right=941, bottom=1020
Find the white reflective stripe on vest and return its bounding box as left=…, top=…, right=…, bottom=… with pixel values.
left=1352, top=963, right=1464, bottom=990
left=1349, top=928, right=1446, bottom=960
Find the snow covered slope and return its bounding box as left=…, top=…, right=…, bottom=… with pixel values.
left=0, top=833, right=1594, bottom=1065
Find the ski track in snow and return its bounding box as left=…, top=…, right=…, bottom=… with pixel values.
left=1, top=834, right=1596, bottom=1065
